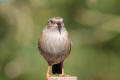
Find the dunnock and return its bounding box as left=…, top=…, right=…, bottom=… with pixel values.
left=38, top=17, right=71, bottom=79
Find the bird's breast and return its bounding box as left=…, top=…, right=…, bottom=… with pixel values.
left=42, top=30, right=68, bottom=54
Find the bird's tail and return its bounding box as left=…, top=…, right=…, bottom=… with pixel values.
left=52, top=62, right=62, bottom=74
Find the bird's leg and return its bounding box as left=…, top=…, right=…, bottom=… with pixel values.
left=61, top=63, right=65, bottom=76
left=46, top=65, right=51, bottom=80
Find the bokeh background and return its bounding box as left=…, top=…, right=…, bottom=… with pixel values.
left=0, top=0, right=120, bottom=80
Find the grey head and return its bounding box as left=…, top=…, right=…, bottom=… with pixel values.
left=46, top=17, right=65, bottom=34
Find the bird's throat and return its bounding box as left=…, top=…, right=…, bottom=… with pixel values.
left=58, top=25, right=61, bottom=34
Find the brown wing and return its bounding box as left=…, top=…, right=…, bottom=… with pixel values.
left=38, top=32, right=49, bottom=55
left=67, top=32, right=71, bottom=54
left=38, top=32, right=44, bottom=53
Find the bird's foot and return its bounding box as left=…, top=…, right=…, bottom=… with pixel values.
left=60, top=73, right=65, bottom=77
left=46, top=73, right=50, bottom=80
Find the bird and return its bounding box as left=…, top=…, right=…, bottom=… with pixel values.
left=38, top=17, right=71, bottom=79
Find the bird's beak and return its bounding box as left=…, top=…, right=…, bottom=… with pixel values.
left=57, top=22, right=62, bottom=34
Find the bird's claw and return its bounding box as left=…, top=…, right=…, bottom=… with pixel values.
left=46, top=73, right=50, bottom=80
left=60, top=74, right=65, bottom=77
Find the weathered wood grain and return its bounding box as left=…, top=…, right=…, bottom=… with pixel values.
left=48, top=76, right=77, bottom=80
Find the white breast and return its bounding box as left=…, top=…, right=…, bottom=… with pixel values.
left=42, top=30, right=68, bottom=54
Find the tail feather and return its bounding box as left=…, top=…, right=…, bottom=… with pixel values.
left=52, top=63, right=62, bottom=74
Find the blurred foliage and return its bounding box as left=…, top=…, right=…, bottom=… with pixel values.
left=0, top=0, right=120, bottom=80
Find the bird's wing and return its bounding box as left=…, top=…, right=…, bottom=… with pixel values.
left=38, top=32, right=44, bottom=52
left=67, top=32, right=71, bottom=54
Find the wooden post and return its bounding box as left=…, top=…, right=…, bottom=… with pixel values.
left=48, top=76, right=77, bottom=80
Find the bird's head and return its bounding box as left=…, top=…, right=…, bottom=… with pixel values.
left=47, top=17, right=64, bottom=33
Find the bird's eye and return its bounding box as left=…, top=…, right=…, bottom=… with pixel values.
left=50, top=20, right=54, bottom=24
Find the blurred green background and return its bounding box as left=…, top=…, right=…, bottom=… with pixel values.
left=0, top=0, right=120, bottom=80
